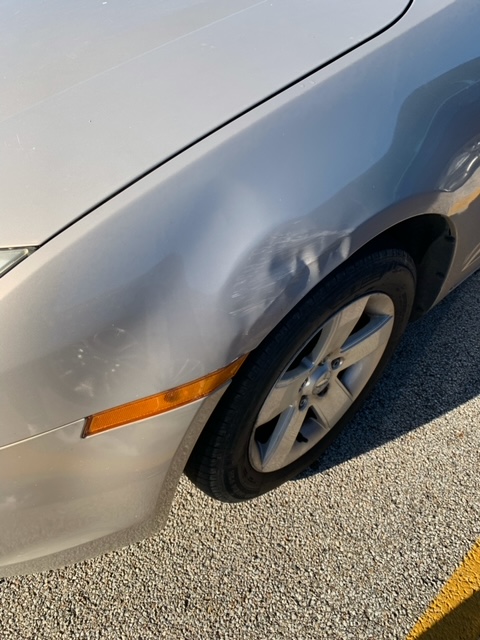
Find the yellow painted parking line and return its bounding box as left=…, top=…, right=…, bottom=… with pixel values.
left=406, top=539, right=480, bottom=640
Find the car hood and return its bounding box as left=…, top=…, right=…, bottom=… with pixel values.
left=0, top=0, right=410, bottom=246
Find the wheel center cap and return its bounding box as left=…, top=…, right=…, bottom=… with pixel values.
left=314, top=373, right=330, bottom=391
left=311, top=366, right=331, bottom=393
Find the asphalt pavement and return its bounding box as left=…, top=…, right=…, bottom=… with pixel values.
left=1, top=271, right=480, bottom=640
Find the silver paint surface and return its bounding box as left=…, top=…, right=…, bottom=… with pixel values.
left=2, top=0, right=480, bottom=572
left=0, top=397, right=208, bottom=575
left=0, top=0, right=409, bottom=246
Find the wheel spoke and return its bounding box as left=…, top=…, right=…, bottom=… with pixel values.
left=310, top=378, right=353, bottom=430
left=308, top=297, right=369, bottom=366
left=340, top=314, right=394, bottom=369
left=255, top=365, right=309, bottom=426
left=249, top=293, right=396, bottom=474
left=258, top=404, right=307, bottom=472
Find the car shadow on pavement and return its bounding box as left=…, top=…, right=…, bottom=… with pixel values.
left=299, top=269, right=480, bottom=478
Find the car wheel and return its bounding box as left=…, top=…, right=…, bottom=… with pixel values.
left=186, top=248, right=416, bottom=502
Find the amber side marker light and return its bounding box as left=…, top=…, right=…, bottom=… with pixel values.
left=82, top=356, right=247, bottom=437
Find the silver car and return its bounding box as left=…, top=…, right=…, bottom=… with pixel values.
left=1, top=0, right=480, bottom=575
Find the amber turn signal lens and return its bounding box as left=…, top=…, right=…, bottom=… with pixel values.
left=83, top=356, right=247, bottom=437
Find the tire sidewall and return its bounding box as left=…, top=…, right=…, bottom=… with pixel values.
left=221, top=251, right=416, bottom=499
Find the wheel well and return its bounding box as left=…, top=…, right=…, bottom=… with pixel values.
left=351, top=214, right=455, bottom=320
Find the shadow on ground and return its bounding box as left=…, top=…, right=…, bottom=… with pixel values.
left=412, top=590, right=480, bottom=640
left=300, top=269, right=480, bottom=478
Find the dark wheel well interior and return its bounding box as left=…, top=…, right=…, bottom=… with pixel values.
left=351, top=214, right=455, bottom=320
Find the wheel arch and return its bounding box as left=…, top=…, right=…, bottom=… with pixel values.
left=221, top=210, right=456, bottom=373
left=348, top=213, right=455, bottom=321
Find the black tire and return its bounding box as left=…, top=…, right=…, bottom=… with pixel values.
left=186, top=248, right=416, bottom=502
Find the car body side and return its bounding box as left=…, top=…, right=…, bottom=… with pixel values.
left=2, top=0, right=480, bottom=575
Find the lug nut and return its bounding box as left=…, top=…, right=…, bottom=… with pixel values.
left=331, top=357, right=344, bottom=370
left=315, top=383, right=329, bottom=397
left=299, top=396, right=308, bottom=410
left=299, top=378, right=309, bottom=393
